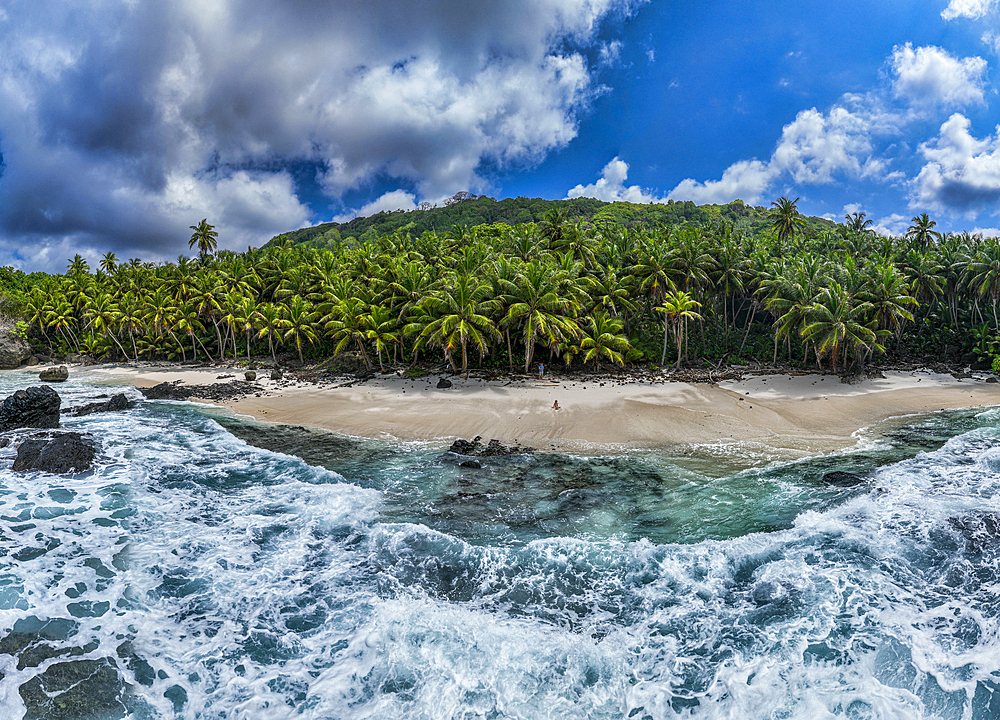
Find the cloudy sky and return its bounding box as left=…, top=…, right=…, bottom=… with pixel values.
left=1, top=0, right=999, bottom=271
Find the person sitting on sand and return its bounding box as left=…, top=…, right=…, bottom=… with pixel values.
left=552, top=400, right=560, bottom=410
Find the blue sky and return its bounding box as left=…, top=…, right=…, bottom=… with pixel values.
left=0, top=0, right=998, bottom=271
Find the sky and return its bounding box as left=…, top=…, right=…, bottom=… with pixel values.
left=1, top=0, right=999, bottom=272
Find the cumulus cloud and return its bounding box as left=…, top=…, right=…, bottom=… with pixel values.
left=891, top=43, right=987, bottom=108
left=912, top=113, right=1000, bottom=213
left=872, top=213, right=912, bottom=237
left=0, top=0, right=639, bottom=269
left=942, top=0, right=998, bottom=20
left=669, top=106, right=876, bottom=204
left=567, top=157, right=667, bottom=203
left=667, top=42, right=992, bottom=208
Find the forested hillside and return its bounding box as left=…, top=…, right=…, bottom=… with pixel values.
left=268, top=195, right=836, bottom=249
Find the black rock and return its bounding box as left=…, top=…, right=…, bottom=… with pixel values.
left=459, top=459, right=482, bottom=469
left=987, top=377, right=999, bottom=384
left=245, top=370, right=257, bottom=381
left=821, top=470, right=865, bottom=486
left=39, top=365, right=69, bottom=382
left=271, top=369, right=282, bottom=380
left=437, top=378, right=453, bottom=389
left=65, top=393, right=133, bottom=417
left=0, top=437, right=9, bottom=448
left=447, top=435, right=534, bottom=457
left=139, top=382, right=184, bottom=400
left=13, top=432, right=97, bottom=474
left=0, top=385, right=61, bottom=431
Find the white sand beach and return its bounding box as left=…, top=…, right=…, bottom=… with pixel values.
left=69, top=363, right=1000, bottom=455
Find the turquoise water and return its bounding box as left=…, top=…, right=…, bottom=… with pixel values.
left=1, top=372, right=1000, bottom=719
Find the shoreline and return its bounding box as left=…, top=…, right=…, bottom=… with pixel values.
left=52, top=361, right=1000, bottom=458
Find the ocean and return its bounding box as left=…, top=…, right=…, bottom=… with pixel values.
left=1, top=371, right=999, bottom=719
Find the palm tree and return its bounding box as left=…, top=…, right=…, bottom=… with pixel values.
left=281, top=295, right=319, bottom=364
left=254, top=303, right=285, bottom=365
left=801, top=282, right=878, bottom=371
left=966, top=239, right=1000, bottom=331
left=655, top=290, right=702, bottom=368
left=505, top=260, right=581, bottom=373
left=410, top=274, right=499, bottom=377
left=579, top=311, right=631, bottom=368
left=189, top=219, right=219, bottom=259
left=323, top=296, right=374, bottom=370
left=769, top=197, right=805, bottom=252
left=905, top=213, right=941, bottom=250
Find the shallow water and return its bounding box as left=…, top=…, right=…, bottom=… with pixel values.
left=2, top=373, right=1000, bottom=719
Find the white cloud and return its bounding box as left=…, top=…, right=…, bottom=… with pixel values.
left=332, top=190, right=418, bottom=223
left=567, top=157, right=665, bottom=204
left=942, top=0, right=998, bottom=20
left=599, top=40, right=623, bottom=66
left=873, top=213, right=911, bottom=237
left=669, top=106, right=875, bottom=204
left=972, top=226, right=1000, bottom=237
left=891, top=43, right=987, bottom=108
left=0, top=0, right=641, bottom=267
left=912, top=113, right=1000, bottom=213
left=984, top=31, right=1000, bottom=55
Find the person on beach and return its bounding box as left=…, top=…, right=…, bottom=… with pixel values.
left=552, top=400, right=560, bottom=410
left=538, top=364, right=545, bottom=379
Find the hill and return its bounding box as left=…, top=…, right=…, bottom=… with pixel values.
left=267, top=195, right=837, bottom=248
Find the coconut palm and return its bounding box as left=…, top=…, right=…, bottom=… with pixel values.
left=801, top=282, right=878, bottom=371
left=410, top=274, right=499, bottom=377
left=655, top=290, right=702, bottom=368
left=769, top=197, right=805, bottom=252
left=579, top=311, right=631, bottom=368
left=281, top=295, right=318, bottom=364
left=505, top=260, right=581, bottom=373
left=905, top=213, right=940, bottom=250
left=189, top=219, right=219, bottom=258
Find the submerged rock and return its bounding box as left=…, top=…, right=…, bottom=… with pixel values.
left=0, top=385, right=61, bottom=431
left=448, top=436, right=534, bottom=457
left=39, top=365, right=69, bottom=383
left=65, top=393, right=133, bottom=417
left=821, top=470, right=865, bottom=486
left=459, top=459, right=482, bottom=469
left=13, top=432, right=97, bottom=474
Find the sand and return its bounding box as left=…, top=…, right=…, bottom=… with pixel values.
left=66, top=363, right=1000, bottom=456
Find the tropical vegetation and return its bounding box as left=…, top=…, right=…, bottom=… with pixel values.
left=3, top=198, right=1000, bottom=376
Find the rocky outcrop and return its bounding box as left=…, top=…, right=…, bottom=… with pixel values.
left=447, top=436, right=534, bottom=457
left=0, top=386, right=61, bottom=431
left=13, top=432, right=97, bottom=474
left=139, top=380, right=258, bottom=402
left=64, top=393, right=133, bottom=417
left=39, top=365, right=69, bottom=382
left=0, top=331, right=30, bottom=369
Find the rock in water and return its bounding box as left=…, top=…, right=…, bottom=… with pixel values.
left=0, top=386, right=61, bottom=431
left=39, top=365, right=69, bottom=382
left=65, top=393, right=133, bottom=417
left=0, top=330, right=30, bottom=369
left=459, top=459, right=482, bottom=468
left=13, top=432, right=96, bottom=474
left=821, top=470, right=865, bottom=486
left=245, top=370, right=257, bottom=381
left=437, top=378, right=453, bottom=389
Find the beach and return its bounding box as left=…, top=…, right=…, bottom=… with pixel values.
left=73, top=363, right=1000, bottom=456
